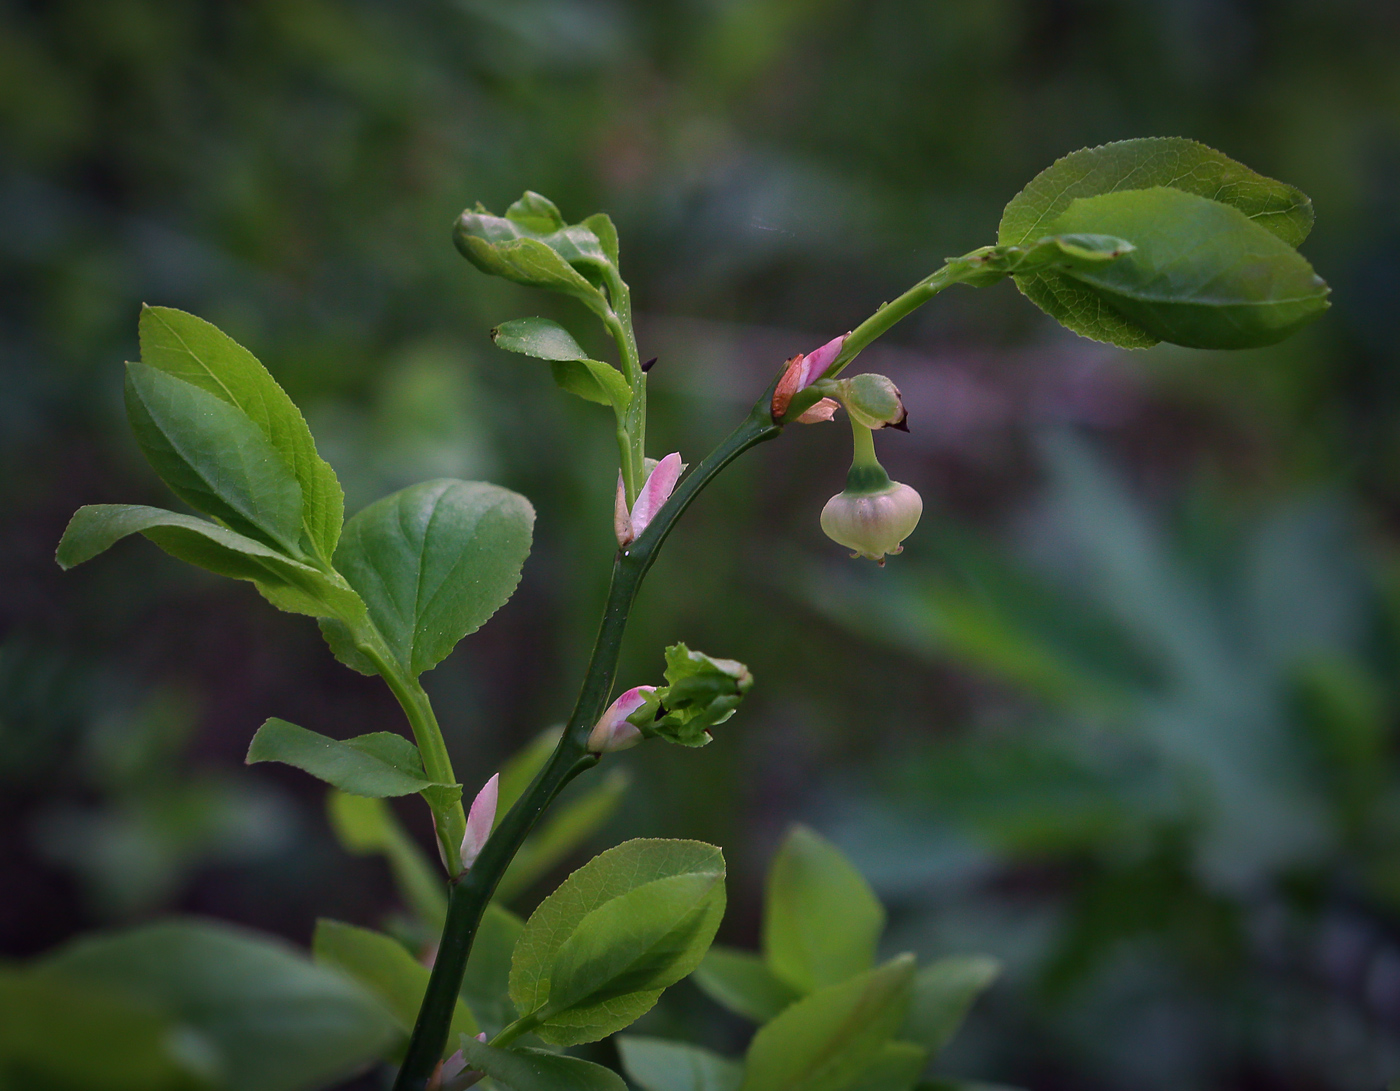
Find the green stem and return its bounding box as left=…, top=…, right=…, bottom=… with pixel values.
left=823, top=262, right=958, bottom=381
left=603, top=268, right=646, bottom=506
left=850, top=417, right=878, bottom=468
left=390, top=388, right=783, bottom=1091
left=363, top=643, right=465, bottom=872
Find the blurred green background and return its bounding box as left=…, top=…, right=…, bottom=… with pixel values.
left=4, top=1, right=1400, bottom=1087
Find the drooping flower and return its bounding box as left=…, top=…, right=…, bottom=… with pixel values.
left=771, top=332, right=848, bottom=421
left=820, top=419, right=922, bottom=564
left=459, top=773, right=499, bottom=871
left=615, top=453, right=685, bottom=547
left=588, top=685, right=657, bottom=753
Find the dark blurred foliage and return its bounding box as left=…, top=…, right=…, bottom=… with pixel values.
left=3, top=0, right=1400, bottom=1088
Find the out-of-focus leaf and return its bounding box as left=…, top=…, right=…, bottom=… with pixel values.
left=312, top=919, right=476, bottom=1054
left=693, top=946, right=799, bottom=1023
left=492, top=317, right=590, bottom=361
left=999, top=137, right=1316, bottom=347
left=740, top=955, right=916, bottom=1091
left=247, top=719, right=447, bottom=798
left=1047, top=187, right=1329, bottom=349
left=497, top=728, right=562, bottom=817
left=36, top=919, right=397, bottom=1091
left=458, top=1036, right=626, bottom=1091
left=124, top=361, right=305, bottom=555
left=898, top=956, right=999, bottom=1057
left=56, top=504, right=365, bottom=621
left=845, top=1042, right=927, bottom=1091
left=538, top=870, right=725, bottom=1041
left=329, top=479, right=534, bottom=676
left=764, top=825, right=884, bottom=993
left=326, top=791, right=447, bottom=931
left=511, top=839, right=724, bottom=1044
left=0, top=967, right=212, bottom=1090
left=497, top=769, right=629, bottom=902
left=460, top=902, right=524, bottom=1035
left=138, top=306, right=343, bottom=560
left=617, top=1036, right=744, bottom=1091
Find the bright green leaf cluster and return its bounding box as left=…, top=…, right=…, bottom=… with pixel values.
left=626, top=827, right=1002, bottom=1091
left=629, top=644, right=754, bottom=747
left=996, top=137, right=1329, bottom=349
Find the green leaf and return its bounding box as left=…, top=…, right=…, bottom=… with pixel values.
left=617, top=1036, right=744, bottom=1091
left=640, top=645, right=754, bottom=748
left=139, top=306, right=344, bottom=560
left=125, top=360, right=305, bottom=555
left=0, top=967, right=211, bottom=1090
left=764, top=826, right=885, bottom=994
left=461, top=903, right=525, bottom=1036
left=511, top=839, right=725, bottom=1044
left=1045, top=186, right=1330, bottom=349
left=331, top=479, right=535, bottom=677
left=247, top=719, right=450, bottom=797
left=458, top=1036, right=626, bottom=1091
left=492, top=317, right=590, bottom=361
left=455, top=196, right=616, bottom=319
left=56, top=504, right=365, bottom=620
left=998, top=137, right=1317, bottom=347
left=35, top=919, right=398, bottom=1091
left=740, top=955, right=917, bottom=1091
left=549, top=359, right=632, bottom=412
left=312, top=919, right=476, bottom=1055
left=845, top=1042, right=929, bottom=1091
left=498, top=769, right=630, bottom=902
left=326, top=791, right=447, bottom=931
left=544, top=870, right=725, bottom=1016
left=899, top=956, right=1000, bottom=1057
left=693, top=946, right=800, bottom=1023
left=583, top=212, right=621, bottom=267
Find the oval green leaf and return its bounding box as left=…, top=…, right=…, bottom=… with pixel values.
left=740, top=955, right=917, bottom=1091
left=139, top=306, right=344, bottom=560
left=549, top=359, right=632, bottom=411
left=247, top=719, right=450, bottom=798
left=1048, top=187, right=1330, bottom=348
left=998, top=137, right=1317, bottom=347
left=331, top=479, right=535, bottom=676
left=125, top=360, right=305, bottom=555
left=510, top=839, right=724, bottom=1043
left=492, top=317, right=590, bottom=361
left=763, top=826, right=884, bottom=994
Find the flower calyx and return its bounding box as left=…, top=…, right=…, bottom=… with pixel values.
left=615, top=452, right=686, bottom=548
left=814, top=372, right=908, bottom=431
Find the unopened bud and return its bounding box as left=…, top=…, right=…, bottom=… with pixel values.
left=459, top=773, right=499, bottom=871
left=616, top=453, right=685, bottom=547
left=772, top=333, right=849, bottom=420
left=820, top=481, right=923, bottom=565
left=588, top=686, right=657, bottom=752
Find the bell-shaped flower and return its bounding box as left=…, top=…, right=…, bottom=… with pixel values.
left=615, top=453, right=685, bottom=547
left=459, top=773, right=499, bottom=871
left=771, top=332, right=848, bottom=420
left=821, top=482, right=923, bottom=565
left=588, top=685, right=657, bottom=752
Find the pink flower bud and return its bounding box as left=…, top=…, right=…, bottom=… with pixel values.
left=615, top=453, right=685, bottom=547
left=771, top=333, right=849, bottom=420
left=588, top=685, right=657, bottom=752
left=820, top=481, right=923, bottom=565
left=459, top=773, right=498, bottom=871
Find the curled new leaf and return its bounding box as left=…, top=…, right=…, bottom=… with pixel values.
left=631, top=644, right=754, bottom=747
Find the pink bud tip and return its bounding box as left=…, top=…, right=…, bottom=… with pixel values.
left=588, top=685, right=656, bottom=752
left=628, top=452, right=684, bottom=540
left=802, top=332, right=848, bottom=382
left=459, top=773, right=499, bottom=871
